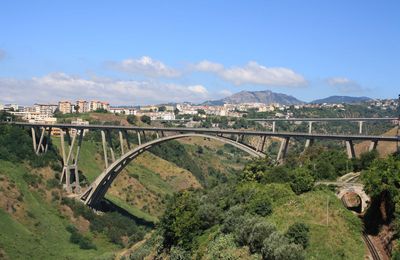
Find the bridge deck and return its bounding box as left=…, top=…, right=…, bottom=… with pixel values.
left=6, top=122, right=400, bottom=142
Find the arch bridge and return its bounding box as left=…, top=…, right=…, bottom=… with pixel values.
left=4, top=122, right=399, bottom=208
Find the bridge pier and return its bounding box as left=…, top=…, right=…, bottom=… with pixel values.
left=119, top=131, right=125, bottom=155
left=60, top=129, right=83, bottom=193
left=106, top=130, right=116, bottom=162
left=101, top=130, right=109, bottom=168
left=305, top=121, right=314, bottom=149
left=304, top=138, right=314, bottom=150
left=31, top=127, right=51, bottom=155
left=277, top=137, right=290, bottom=161
left=272, top=121, right=276, bottom=133
left=137, top=131, right=142, bottom=145
left=123, top=130, right=131, bottom=150
left=346, top=140, right=356, bottom=159
left=369, top=140, right=378, bottom=151
left=358, top=121, right=364, bottom=134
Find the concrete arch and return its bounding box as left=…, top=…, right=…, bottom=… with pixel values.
left=79, top=133, right=264, bottom=207
left=337, top=185, right=370, bottom=213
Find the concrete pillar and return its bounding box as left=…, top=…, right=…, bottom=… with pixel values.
left=277, top=137, right=290, bottom=161
left=369, top=140, right=378, bottom=151
left=119, top=131, right=125, bottom=155
left=137, top=131, right=141, bottom=145
left=123, top=130, right=131, bottom=150
left=308, top=121, right=313, bottom=133
left=73, top=129, right=84, bottom=192
left=305, top=138, right=314, bottom=149
left=260, top=136, right=267, bottom=152
left=31, top=127, right=37, bottom=152
left=44, top=127, right=52, bottom=153
left=106, top=130, right=116, bottom=162
left=346, top=140, right=356, bottom=159
left=36, top=127, right=46, bottom=154
left=358, top=121, right=364, bottom=134
left=305, top=121, right=313, bottom=148
left=272, top=121, right=276, bottom=133
left=101, top=130, right=109, bottom=168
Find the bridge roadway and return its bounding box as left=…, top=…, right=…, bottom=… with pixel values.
left=7, top=122, right=400, bottom=142
left=247, top=117, right=397, bottom=122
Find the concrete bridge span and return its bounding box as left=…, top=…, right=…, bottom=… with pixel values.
left=79, top=133, right=264, bottom=207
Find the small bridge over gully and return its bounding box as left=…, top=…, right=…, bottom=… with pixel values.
left=4, top=120, right=399, bottom=208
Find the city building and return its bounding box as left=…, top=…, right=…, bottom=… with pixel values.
left=76, top=100, right=89, bottom=113
left=58, top=101, right=72, bottom=114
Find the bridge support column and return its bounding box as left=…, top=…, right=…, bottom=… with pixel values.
left=44, top=127, right=52, bottom=153
left=60, top=129, right=83, bottom=193
left=31, top=127, right=37, bottom=153
left=304, top=138, right=314, bottom=150
left=277, top=137, right=290, bottom=161
left=101, top=130, right=109, bottom=168
left=272, top=121, right=276, bottom=133
left=358, top=121, right=364, bottom=134
left=305, top=121, right=313, bottom=149
left=119, top=131, right=125, bottom=155
left=106, top=130, right=116, bottom=162
left=369, top=140, right=378, bottom=151
left=137, top=131, right=141, bottom=145
left=123, top=130, right=131, bottom=150
left=346, top=140, right=356, bottom=159
left=260, top=136, right=267, bottom=152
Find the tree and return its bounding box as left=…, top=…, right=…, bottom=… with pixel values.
left=127, top=115, right=137, bottom=125
left=285, top=222, right=310, bottom=249
left=160, top=191, right=202, bottom=250
left=158, top=106, right=167, bottom=112
left=290, top=167, right=314, bottom=194
left=362, top=156, right=400, bottom=231
left=141, top=115, right=151, bottom=124
left=74, top=105, right=80, bottom=114
left=197, top=109, right=206, bottom=115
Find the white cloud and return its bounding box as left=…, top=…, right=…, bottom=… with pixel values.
left=109, top=56, right=180, bottom=78
left=192, top=60, right=307, bottom=87
left=187, top=85, right=208, bottom=96
left=192, top=60, right=224, bottom=72
left=218, top=89, right=233, bottom=97
left=0, top=73, right=209, bottom=105
left=326, top=77, right=368, bottom=94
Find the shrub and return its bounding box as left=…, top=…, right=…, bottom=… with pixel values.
left=290, top=168, right=314, bottom=195
left=285, top=222, right=310, bottom=249
left=248, top=222, right=276, bottom=253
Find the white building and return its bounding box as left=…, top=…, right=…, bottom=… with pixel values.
left=109, top=107, right=136, bottom=115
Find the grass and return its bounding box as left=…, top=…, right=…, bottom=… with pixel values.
left=0, top=160, right=119, bottom=259
left=267, top=189, right=364, bottom=259
left=106, top=195, right=159, bottom=224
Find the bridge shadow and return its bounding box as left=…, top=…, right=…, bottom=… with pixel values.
left=94, top=198, right=155, bottom=229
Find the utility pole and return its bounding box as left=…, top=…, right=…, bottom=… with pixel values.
left=326, top=196, right=329, bottom=227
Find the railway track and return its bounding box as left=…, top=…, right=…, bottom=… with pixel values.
left=362, top=232, right=381, bottom=260
left=342, top=194, right=381, bottom=260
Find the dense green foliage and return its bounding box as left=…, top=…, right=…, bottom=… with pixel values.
left=140, top=115, right=151, bottom=124
left=61, top=198, right=147, bottom=247
left=0, top=125, right=60, bottom=168
left=150, top=141, right=205, bottom=183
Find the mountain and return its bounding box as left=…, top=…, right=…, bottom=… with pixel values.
left=204, top=90, right=304, bottom=105
left=310, top=96, right=372, bottom=104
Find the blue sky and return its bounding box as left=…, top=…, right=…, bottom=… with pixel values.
left=0, top=0, right=399, bottom=105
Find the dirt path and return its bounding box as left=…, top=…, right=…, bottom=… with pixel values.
left=114, top=231, right=154, bottom=260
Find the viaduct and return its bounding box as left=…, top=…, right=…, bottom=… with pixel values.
left=2, top=119, right=399, bottom=209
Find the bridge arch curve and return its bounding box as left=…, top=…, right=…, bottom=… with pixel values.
left=79, top=133, right=264, bottom=207
left=337, top=185, right=370, bottom=213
